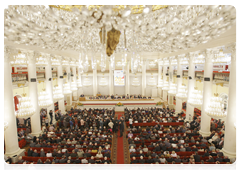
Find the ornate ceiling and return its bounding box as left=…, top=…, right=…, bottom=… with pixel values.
left=4, top=5, right=236, bottom=58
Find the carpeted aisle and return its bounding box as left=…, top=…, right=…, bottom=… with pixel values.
left=116, top=112, right=125, bottom=164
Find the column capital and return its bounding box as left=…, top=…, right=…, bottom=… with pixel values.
left=226, top=43, right=236, bottom=61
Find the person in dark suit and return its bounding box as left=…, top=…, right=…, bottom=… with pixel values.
left=119, top=119, right=124, bottom=137
left=49, top=110, right=53, bottom=125
left=139, top=156, right=145, bottom=164
left=174, top=156, right=182, bottom=163
left=32, top=150, right=39, bottom=157
left=88, top=156, right=95, bottom=164
left=207, top=155, right=215, bottom=162
left=223, top=156, right=230, bottom=162
left=193, top=152, right=201, bottom=162
left=215, top=155, right=223, bottom=162
left=146, top=156, right=154, bottom=164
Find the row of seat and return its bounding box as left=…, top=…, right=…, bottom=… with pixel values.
left=126, top=122, right=184, bottom=127
left=29, top=147, right=111, bottom=153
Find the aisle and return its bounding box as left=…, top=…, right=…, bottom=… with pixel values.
left=116, top=112, right=125, bottom=164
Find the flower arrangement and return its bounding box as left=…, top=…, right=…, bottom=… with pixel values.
left=116, top=102, right=124, bottom=106
left=77, top=102, right=84, bottom=106
left=156, top=101, right=163, bottom=106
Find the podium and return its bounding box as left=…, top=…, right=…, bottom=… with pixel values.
left=79, top=97, right=86, bottom=101
left=97, top=94, right=102, bottom=97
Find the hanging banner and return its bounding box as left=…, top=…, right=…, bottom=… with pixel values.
left=114, top=70, right=125, bottom=86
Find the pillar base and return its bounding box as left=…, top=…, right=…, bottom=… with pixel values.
left=31, top=130, right=42, bottom=137
left=221, top=148, right=236, bottom=160
left=199, top=130, right=211, bottom=137
left=5, top=148, right=25, bottom=163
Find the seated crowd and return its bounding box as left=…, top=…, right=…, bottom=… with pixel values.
left=88, top=94, right=152, bottom=100
left=125, top=107, right=231, bottom=164
left=12, top=108, right=118, bottom=164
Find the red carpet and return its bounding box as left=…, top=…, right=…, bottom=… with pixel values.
left=116, top=113, right=125, bottom=164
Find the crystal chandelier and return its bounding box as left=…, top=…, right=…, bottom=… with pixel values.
left=149, top=61, right=156, bottom=68
left=212, top=49, right=231, bottom=65
left=110, top=54, right=115, bottom=70
left=148, top=76, right=157, bottom=86
left=53, top=86, right=64, bottom=100
left=16, top=95, right=35, bottom=118
left=38, top=91, right=53, bottom=108
left=176, top=85, right=188, bottom=99
left=62, top=59, right=69, bottom=66
left=171, top=59, right=177, bottom=66
left=99, top=52, right=107, bottom=72
left=180, top=57, right=189, bottom=65
left=132, top=77, right=140, bottom=87
left=206, top=96, right=227, bottom=119
left=83, top=77, right=92, bottom=87
left=63, top=83, right=72, bottom=94
left=71, top=81, right=78, bottom=91
left=70, top=60, right=78, bottom=66
left=51, top=57, right=60, bottom=66
left=99, top=77, right=108, bottom=86
left=157, top=79, right=164, bottom=88
left=234, top=122, right=238, bottom=130
left=168, top=83, right=177, bottom=95
left=4, top=121, right=8, bottom=131
left=36, top=55, right=48, bottom=66
left=162, top=81, right=169, bottom=91
left=77, top=78, right=82, bottom=87
left=158, top=59, right=163, bottom=65
left=10, top=51, right=28, bottom=66
left=163, top=60, right=169, bottom=66
left=188, top=89, right=203, bottom=107
left=116, top=61, right=123, bottom=67
left=194, top=53, right=205, bottom=64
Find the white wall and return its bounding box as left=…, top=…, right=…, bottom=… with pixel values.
left=114, top=86, right=125, bottom=96
left=129, top=75, right=142, bottom=95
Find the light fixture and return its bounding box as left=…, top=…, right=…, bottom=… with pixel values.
left=162, top=81, right=169, bottom=91
left=63, top=83, right=72, bottom=94
left=163, top=60, right=169, bottom=66
left=53, top=86, right=64, bottom=100
left=176, top=85, right=188, bottom=99
left=83, top=77, right=92, bottom=87
left=149, top=61, right=156, bottom=68
left=205, top=94, right=227, bottom=119
left=70, top=60, right=78, bottom=66
left=4, top=121, right=8, bottom=131
left=99, top=77, right=108, bottom=86
left=180, top=57, right=189, bottom=65
left=148, top=76, right=157, bottom=86
left=171, top=59, right=177, bottom=66
left=77, top=78, right=82, bottom=87
left=132, top=77, right=140, bottom=87
left=110, top=54, right=115, bottom=70
left=168, top=83, right=177, bottom=95
left=36, top=55, right=48, bottom=66
left=212, top=49, right=231, bottom=65
left=194, top=53, right=205, bottom=64
left=157, top=79, right=163, bottom=87
left=62, top=59, right=69, bottom=66
left=51, top=57, right=60, bottom=66
left=188, top=89, right=203, bottom=107
left=38, top=90, right=53, bottom=108
left=16, top=94, right=35, bottom=118
left=71, top=81, right=78, bottom=91
left=10, top=51, right=29, bottom=66
left=116, top=61, right=123, bottom=67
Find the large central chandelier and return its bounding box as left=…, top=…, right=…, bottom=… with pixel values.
left=83, top=77, right=92, bottom=87
left=148, top=76, right=157, bottom=86
left=206, top=96, right=227, bottom=119
left=188, top=89, right=203, bottom=107
left=63, top=83, right=72, bottom=94
left=36, top=55, right=48, bottom=66
left=132, top=77, right=140, bottom=87
left=38, top=90, right=53, bottom=108
left=10, top=51, right=28, bottom=66
left=99, top=77, right=108, bottom=86
left=168, top=83, right=177, bottom=95
left=71, top=81, right=78, bottom=91
left=176, top=85, right=188, bottom=99
left=16, top=95, right=35, bottom=118
left=162, top=81, right=169, bottom=91
left=53, top=86, right=64, bottom=100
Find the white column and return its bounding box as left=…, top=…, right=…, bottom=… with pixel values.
left=125, top=61, right=130, bottom=96
left=141, top=60, right=146, bottom=96
left=92, top=68, right=97, bottom=96
left=168, top=59, right=173, bottom=105
left=199, top=49, right=214, bottom=137
left=45, top=56, right=54, bottom=123
left=186, top=53, right=195, bottom=122
left=157, top=62, right=162, bottom=97
left=77, top=67, right=83, bottom=97
left=72, top=66, right=78, bottom=100
left=66, top=65, right=72, bottom=106
left=176, top=56, right=183, bottom=113
left=57, top=60, right=65, bottom=114
left=28, top=52, right=42, bottom=136
left=222, top=43, right=236, bottom=158
left=163, top=65, right=167, bottom=101
left=4, top=49, right=21, bottom=156
left=109, top=61, right=114, bottom=95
